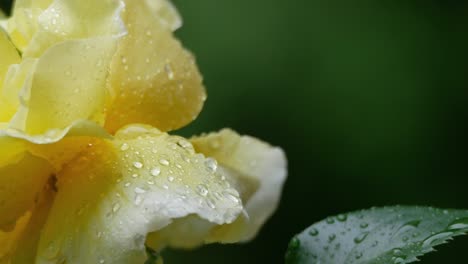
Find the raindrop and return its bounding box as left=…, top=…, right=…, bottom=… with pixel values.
left=134, top=195, right=143, bottom=205
left=112, top=203, right=121, bottom=213
left=328, top=234, right=336, bottom=242
left=223, top=191, right=240, bottom=205
left=133, top=162, right=143, bottom=169
left=120, top=143, right=129, bottom=151
left=354, top=232, right=369, bottom=244
left=151, top=167, right=161, bottom=176
left=134, top=187, right=146, bottom=194
left=177, top=139, right=192, bottom=149
left=159, top=159, right=170, bottom=166
left=164, top=64, right=174, bottom=80
left=197, top=184, right=209, bottom=196
left=326, top=218, right=335, bottom=224
left=205, top=158, right=218, bottom=172
left=308, top=228, right=319, bottom=236
left=336, top=214, right=347, bottom=222
left=360, top=222, right=369, bottom=229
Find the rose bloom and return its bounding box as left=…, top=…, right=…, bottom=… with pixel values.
left=0, top=0, right=287, bottom=263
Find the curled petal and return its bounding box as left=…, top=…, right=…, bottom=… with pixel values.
left=22, top=0, right=126, bottom=57
left=9, top=36, right=120, bottom=135
left=0, top=144, right=53, bottom=230
left=36, top=125, right=242, bottom=263
left=105, top=0, right=206, bottom=133
left=190, top=129, right=288, bottom=242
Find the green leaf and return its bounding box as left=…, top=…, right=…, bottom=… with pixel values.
left=285, top=206, right=468, bottom=264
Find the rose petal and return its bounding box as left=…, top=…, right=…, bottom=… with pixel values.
left=190, top=129, right=288, bottom=242
left=9, top=36, right=120, bottom=135
left=104, top=0, right=206, bottom=133
left=0, top=186, right=55, bottom=263
left=36, top=125, right=242, bottom=263
left=0, top=146, right=53, bottom=230
left=0, top=29, right=21, bottom=122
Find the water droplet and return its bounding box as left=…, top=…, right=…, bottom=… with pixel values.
left=177, top=139, right=192, bottom=149
left=134, top=195, right=143, bottom=205
left=164, top=64, right=175, bottom=80
left=394, top=257, right=405, bottom=264
left=159, top=159, right=169, bottom=166
left=336, top=214, right=347, bottom=222
left=121, top=57, right=127, bottom=64
left=289, top=237, right=301, bottom=250
left=99, top=259, right=105, bottom=264
left=393, top=248, right=403, bottom=256
left=112, top=203, right=121, bottom=213
left=168, top=176, right=175, bottom=182
left=151, top=167, right=161, bottom=176
left=308, top=228, right=319, bottom=236
left=355, top=251, right=363, bottom=259
left=354, top=232, right=369, bottom=244
left=205, top=158, right=218, bottom=172
left=328, top=234, right=336, bottom=242
left=326, top=218, right=335, bottom=224
left=197, top=184, right=209, bottom=196
left=223, top=190, right=240, bottom=205
left=133, top=161, right=143, bottom=169
left=120, top=143, right=129, bottom=151
left=134, top=187, right=146, bottom=194
left=360, top=222, right=369, bottom=229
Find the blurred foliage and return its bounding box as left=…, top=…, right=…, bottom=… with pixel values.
left=1, top=0, right=468, bottom=263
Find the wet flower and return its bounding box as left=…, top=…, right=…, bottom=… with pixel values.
left=0, top=0, right=287, bottom=263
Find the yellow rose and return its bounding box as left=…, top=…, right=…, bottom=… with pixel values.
left=0, top=0, right=287, bottom=263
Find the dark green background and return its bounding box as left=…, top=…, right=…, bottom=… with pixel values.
left=2, top=0, right=468, bottom=263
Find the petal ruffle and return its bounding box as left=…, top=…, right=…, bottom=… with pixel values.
left=20, top=0, right=125, bottom=57
left=9, top=36, right=120, bottom=135
left=190, top=129, right=288, bottom=242
left=0, top=145, right=53, bottom=230
left=36, top=125, right=242, bottom=263
left=104, top=0, right=206, bottom=133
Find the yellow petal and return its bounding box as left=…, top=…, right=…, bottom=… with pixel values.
left=0, top=150, right=53, bottom=230
left=9, top=36, right=120, bottom=135
left=6, top=0, right=54, bottom=51
left=0, top=212, right=31, bottom=263
left=1, top=186, right=55, bottom=264
left=0, top=137, right=26, bottom=167
left=1, top=58, right=36, bottom=123
left=0, top=29, right=21, bottom=122
left=22, top=0, right=125, bottom=57
left=0, top=29, right=20, bottom=86
left=36, top=125, right=242, bottom=263
left=190, top=129, right=288, bottom=242
left=105, top=0, right=206, bottom=133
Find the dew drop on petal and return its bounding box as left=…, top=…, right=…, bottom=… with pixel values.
left=133, top=161, right=143, bottom=169
left=197, top=184, right=209, bottom=196
left=159, top=159, right=169, bottom=166
left=151, top=167, right=161, bottom=176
